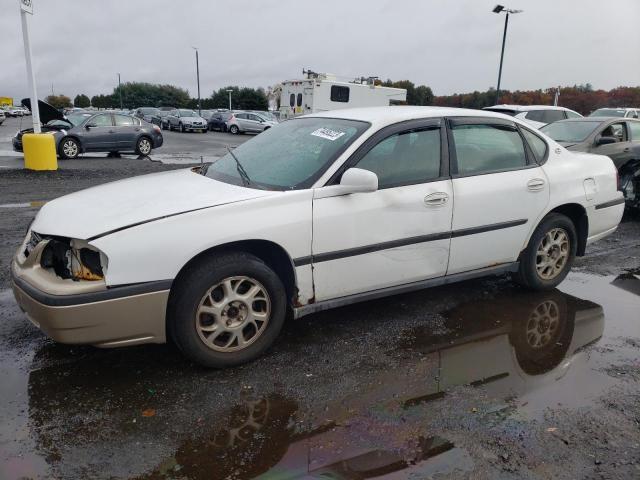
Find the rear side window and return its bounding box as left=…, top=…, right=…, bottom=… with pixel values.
left=628, top=121, right=640, bottom=141
left=525, top=110, right=545, bottom=122
left=355, top=128, right=441, bottom=188
left=114, top=115, right=134, bottom=126
left=452, top=124, right=527, bottom=176
left=521, top=128, right=548, bottom=164
left=330, top=85, right=350, bottom=103
left=236, top=113, right=247, bottom=119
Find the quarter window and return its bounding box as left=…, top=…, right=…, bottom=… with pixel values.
left=355, top=128, right=441, bottom=188
left=330, top=85, right=350, bottom=103
left=521, top=128, right=548, bottom=164
left=452, top=124, right=527, bottom=176
left=114, top=115, right=134, bottom=126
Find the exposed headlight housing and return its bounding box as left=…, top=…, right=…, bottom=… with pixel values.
left=32, top=235, right=108, bottom=281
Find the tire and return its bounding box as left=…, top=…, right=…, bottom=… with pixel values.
left=136, top=136, right=152, bottom=156
left=162, top=122, right=167, bottom=131
left=515, top=213, right=577, bottom=290
left=180, top=123, right=185, bottom=133
left=59, top=137, right=80, bottom=159
left=168, top=252, right=287, bottom=368
left=229, top=125, right=239, bottom=135
left=620, top=164, right=640, bottom=210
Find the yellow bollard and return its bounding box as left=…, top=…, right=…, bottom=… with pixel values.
left=23, top=133, right=58, bottom=171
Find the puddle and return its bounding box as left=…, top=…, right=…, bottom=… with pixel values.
left=0, top=270, right=638, bottom=478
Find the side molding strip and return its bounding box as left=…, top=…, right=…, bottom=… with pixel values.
left=293, top=219, right=527, bottom=266
left=293, top=262, right=519, bottom=318
left=594, top=197, right=625, bottom=210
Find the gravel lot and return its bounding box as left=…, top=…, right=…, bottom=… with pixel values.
left=1, top=116, right=639, bottom=479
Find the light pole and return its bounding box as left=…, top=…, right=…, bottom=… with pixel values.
left=492, top=5, right=522, bottom=105
left=193, top=47, right=201, bottom=116
left=226, top=89, right=233, bottom=110
left=117, top=73, right=123, bottom=110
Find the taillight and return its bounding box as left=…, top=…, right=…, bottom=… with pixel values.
left=153, top=125, right=161, bottom=133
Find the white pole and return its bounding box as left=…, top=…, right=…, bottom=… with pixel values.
left=20, top=7, right=41, bottom=133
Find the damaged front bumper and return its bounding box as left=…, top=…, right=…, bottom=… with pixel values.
left=11, top=238, right=171, bottom=348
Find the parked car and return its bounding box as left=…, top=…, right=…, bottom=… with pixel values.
left=5, top=106, right=24, bottom=117
left=0, top=110, right=5, bottom=125
left=540, top=117, right=640, bottom=210
left=13, top=99, right=163, bottom=159
left=483, top=105, right=582, bottom=129
left=589, top=108, right=639, bottom=119
left=208, top=111, right=233, bottom=132
left=166, top=109, right=207, bottom=132
left=150, top=110, right=171, bottom=128
left=134, top=107, right=160, bottom=124
left=227, top=111, right=278, bottom=134
left=11, top=107, right=624, bottom=368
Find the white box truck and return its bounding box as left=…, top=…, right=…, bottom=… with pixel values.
left=279, top=71, right=407, bottom=119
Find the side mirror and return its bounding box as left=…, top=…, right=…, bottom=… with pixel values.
left=315, top=168, right=378, bottom=198
left=85, top=122, right=97, bottom=129
left=596, top=136, right=617, bottom=146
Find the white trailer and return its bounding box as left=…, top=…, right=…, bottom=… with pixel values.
left=279, top=72, right=407, bottom=119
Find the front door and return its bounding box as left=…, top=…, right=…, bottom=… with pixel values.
left=83, top=114, right=114, bottom=150
left=312, top=119, right=453, bottom=301
left=590, top=121, right=633, bottom=170
left=446, top=118, right=549, bottom=274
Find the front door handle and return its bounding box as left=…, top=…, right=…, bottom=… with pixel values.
left=623, top=147, right=630, bottom=153
left=108, top=130, right=115, bottom=134
left=424, top=192, right=449, bottom=207
left=527, top=178, right=546, bottom=192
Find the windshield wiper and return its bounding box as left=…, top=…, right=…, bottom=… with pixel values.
left=226, top=146, right=251, bottom=187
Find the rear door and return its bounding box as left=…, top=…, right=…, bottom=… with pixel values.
left=82, top=113, right=114, bottom=150
left=113, top=114, right=140, bottom=149
left=312, top=119, right=453, bottom=300
left=446, top=117, right=549, bottom=274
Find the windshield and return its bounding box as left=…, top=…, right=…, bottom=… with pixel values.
left=140, top=108, right=159, bottom=115
left=589, top=108, right=626, bottom=117
left=204, top=117, right=370, bottom=190
left=540, top=121, right=600, bottom=143
left=179, top=109, right=197, bottom=117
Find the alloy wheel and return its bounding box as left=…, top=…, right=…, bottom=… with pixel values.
left=195, top=276, right=271, bottom=352
left=535, top=228, right=570, bottom=280
left=138, top=138, right=151, bottom=155
left=62, top=139, right=78, bottom=158
left=525, top=300, right=560, bottom=349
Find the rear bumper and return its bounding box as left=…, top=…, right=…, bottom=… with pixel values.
left=11, top=258, right=170, bottom=348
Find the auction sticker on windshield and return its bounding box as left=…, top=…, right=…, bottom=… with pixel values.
left=311, top=128, right=346, bottom=141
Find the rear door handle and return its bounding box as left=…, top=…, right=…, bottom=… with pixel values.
left=623, top=147, right=630, bottom=152
left=424, top=192, right=449, bottom=207
left=527, top=178, right=546, bottom=192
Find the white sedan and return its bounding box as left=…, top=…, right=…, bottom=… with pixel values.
left=11, top=107, right=624, bottom=367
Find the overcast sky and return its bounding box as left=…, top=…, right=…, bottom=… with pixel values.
left=1, top=0, right=639, bottom=102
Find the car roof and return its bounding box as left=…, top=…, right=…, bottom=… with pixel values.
left=307, top=106, right=520, bottom=127
left=550, top=117, right=639, bottom=123
left=484, top=104, right=574, bottom=112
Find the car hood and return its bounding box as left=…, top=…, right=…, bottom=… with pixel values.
left=31, top=169, right=277, bottom=240
left=21, top=98, right=66, bottom=124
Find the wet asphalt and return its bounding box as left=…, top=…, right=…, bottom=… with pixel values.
left=1, top=117, right=640, bottom=479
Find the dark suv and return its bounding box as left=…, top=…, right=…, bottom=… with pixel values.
left=208, top=111, right=233, bottom=132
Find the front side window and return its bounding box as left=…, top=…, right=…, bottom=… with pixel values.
left=330, top=85, right=350, bottom=103
left=601, top=122, right=627, bottom=141
left=355, top=128, right=441, bottom=188
left=289, top=94, right=295, bottom=108
left=114, top=115, right=134, bottom=126
left=204, top=118, right=369, bottom=190
left=452, top=124, right=527, bottom=176
left=90, top=114, right=112, bottom=127
left=297, top=93, right=303, bottom=107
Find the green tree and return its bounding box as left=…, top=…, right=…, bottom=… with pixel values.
left=208, top=86, right=268, bottom=110
left=73, top=94, right=91, bottom=108
left=44, top=94, right=72, bottom=109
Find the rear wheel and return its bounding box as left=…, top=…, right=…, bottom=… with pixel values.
left=515, top=213, right=576, bottom=290
left=229, top=125, right=239, bottom=135
left=136, top=136, right=152, bottom=156
left=168, top=252, right=287, bottom=368
left=59, top=137, right=80, bottom=159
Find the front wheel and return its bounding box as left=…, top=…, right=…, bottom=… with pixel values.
left=168, top=252, right=287, bottom=368
left=229, top=125, right=239, bottom=135
left=180, top=123, right=185, bottom=133
left=59, top=137, right=80, bottom=159
left=515, top=213, right=577, bottom=290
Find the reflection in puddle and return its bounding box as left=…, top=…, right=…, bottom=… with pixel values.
left=21, top=275, right=640, bottom=479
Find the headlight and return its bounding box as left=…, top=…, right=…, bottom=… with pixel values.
left=39, top=237, right=107, bottom=281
